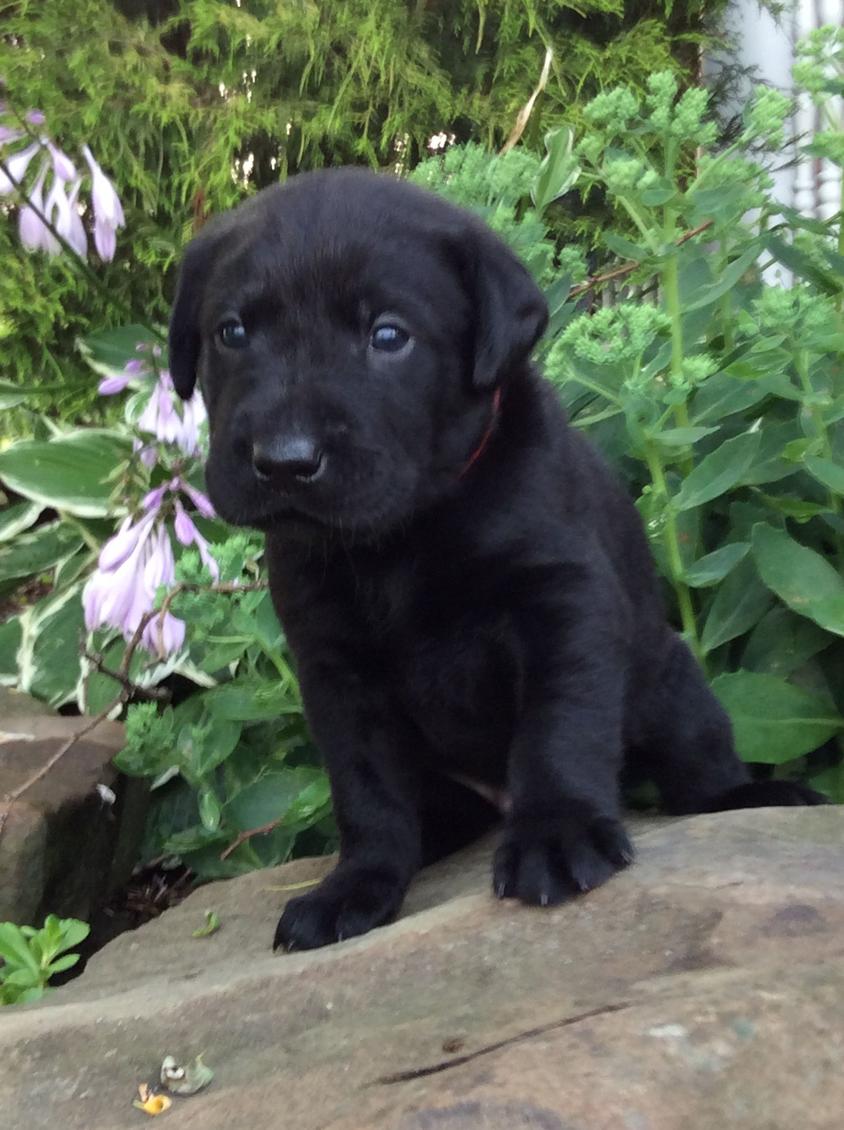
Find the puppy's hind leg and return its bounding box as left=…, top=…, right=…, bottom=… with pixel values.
left=628, top=632, right=827, bottom=813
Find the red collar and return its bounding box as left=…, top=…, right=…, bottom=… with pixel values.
left=459, top=388, right=502, bottom=479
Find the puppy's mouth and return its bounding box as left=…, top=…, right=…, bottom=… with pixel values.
left=205, top=446, right=418, bottom=540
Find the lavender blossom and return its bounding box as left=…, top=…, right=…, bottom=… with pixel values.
left=0, top=140, right=38, bottom=194
left=45, top=174, right=87, bottom=257
left=98, top=356, right=148, bottom=396
left=1, top=105, right=125, bottom=261
left=47, top=141, right=76, bottom=181
left=178, top=478, right=216, bottom=519
left=18, top=160, right=59, bottom=254
left=82, top=143, right=125, bottom=262
left=173, top=499, right=220, bottom=579
left=137, top=370, right=208, bottom=456
left=82, top=506, right=187, bottom=659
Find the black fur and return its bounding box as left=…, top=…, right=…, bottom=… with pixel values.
left=169, top=168, right=825, bottom=951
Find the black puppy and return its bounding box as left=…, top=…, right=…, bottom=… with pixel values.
left=169, top=168, right=823, bottom=951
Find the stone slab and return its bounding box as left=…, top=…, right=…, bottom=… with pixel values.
left=1, top=807, right=842, bottom=1130
left=0, top=712, right=125, bottom=922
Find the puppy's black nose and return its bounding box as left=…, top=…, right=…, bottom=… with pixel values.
left=252, top=436, right=325, bottom=488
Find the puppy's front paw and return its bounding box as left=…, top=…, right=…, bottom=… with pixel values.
left=273, top=866, right=407, bottom=951
left=492, top=810, right=633, bottom=907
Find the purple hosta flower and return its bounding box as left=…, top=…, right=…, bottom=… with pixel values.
left=0, top=140, right=39, bottom=194
left=45, top=174, right=87, bottom=257
left=98, top=372, right=132, bottom=396
left=25, top=110, right=45, bottom=126
left=63, top=177, right=88, bottom=256
left=176, top=387, right=208, bottom=456
left=132, top=439, right=158, bottom=468
left=47, top=141, right=76, bottom=182
left=83, top=508, right=187, bottom=659
left=179, top=478, right=215, bottom=519
left=98, top=355, right=150, bottom=397
left=82, top=143, right=124, bottom=262
left=137, top=370, right=208, bottom=456
left=173, top=498, right=220, bottom=579
left=18, top=160, right=59, bottom=254
left=143, top=605, right=186, bottom=658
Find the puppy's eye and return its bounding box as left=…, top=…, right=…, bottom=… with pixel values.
left=370, top=323, right=410, bottom=354
left=218, top=319, right=248, bottom=349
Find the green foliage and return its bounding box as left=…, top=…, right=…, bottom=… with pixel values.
left=534, top=33, right=844, bottom=798
left=115, top=538, right=333, bottom=881
left=0, top=0, right=731, bottom=419
left=0, top=915, right=90, bottom=1006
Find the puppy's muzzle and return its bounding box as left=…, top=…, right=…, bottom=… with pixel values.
left=252, top=434, right=326, bottom=491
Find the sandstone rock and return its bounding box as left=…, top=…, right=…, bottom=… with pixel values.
left=1, top=807, right=842, bottom=1130
left=0, top=711, right=125, bottom=923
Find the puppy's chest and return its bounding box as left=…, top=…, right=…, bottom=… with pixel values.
left=356, top=561, right=517, bottom=758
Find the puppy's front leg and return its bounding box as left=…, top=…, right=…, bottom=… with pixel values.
left=274, top=659, right=422, bottom=951
left=494, top=564, right=634, bottom=906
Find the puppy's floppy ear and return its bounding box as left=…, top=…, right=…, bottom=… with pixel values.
left=464, top=226, right=548, bottom=390
left=168, top=229, right=218, bottom=400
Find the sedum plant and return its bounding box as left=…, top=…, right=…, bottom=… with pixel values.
left=535, top=30, right=844, bottom=798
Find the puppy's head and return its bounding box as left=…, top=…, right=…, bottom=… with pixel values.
left=169, top=168, right=547, bottom=536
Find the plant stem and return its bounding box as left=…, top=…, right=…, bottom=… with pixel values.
left=795, top=350, right=843, bottom=558
left=644, top=440, right=702, bottom=662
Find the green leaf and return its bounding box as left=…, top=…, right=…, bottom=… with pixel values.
left=203, top=679, right=299, bottom=722
left=674, top=431, right=761, bottom=511
left=279, top=775, right=332, bottom=828
left=763, top=233, right=841, bottom=293
left=602, top=231, right=648, bottom=260
left=193, top=719, right=242, bottom=777
left=17, top=585, right=85, bottom=707
left=54, top=918, right=90, bottom=952
left=0, top=616, right=21, bottom=680
left=804, top=455, right=844, bottom=497
left=0, top=431, right=131, bottom=517
left=532, top=127, right=581, bottom=213
left=192, top=910, right=221, bottom=939
left=0, top=522, right=83, bottom=583
left=808, top=765, right=844, bottom=804
left=690, top=374, right=771, bottom=425
left=684, top=542, right=749, bottom=588
left=700, top=556, right=772, bottom=653
left=0, top=923, right=39, bottom=973
left=198, top=787, right=222, bottom=832
left=0, top=380, right=29, bottom=410
left=46, top=953, right=81, bottom=975
left=740, top=421, right=800, bottom=487
left=760, top=495, right=829, bottom=522
left=742, top=606, right=830, bottom=677
left=1, top=967, right=39, bottom=988
left=80, top=325, right=162, bottom=372
left=752, top=523, right=844, bottom=636
left=683, top=245, right=762, bottom=312
left=226, top=767, right=325, bottom=832
left=712, top=670, right=843, bottom=764
left=0, top=501, right=41, bottom=542
left=652, top=426, right=719, bottom=449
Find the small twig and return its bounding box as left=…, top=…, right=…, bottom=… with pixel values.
left=568, top=220, right=715, bottom=299
left=82, top=649, right=170, bottom=701
left=220, top=818, right=282, bottom=860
